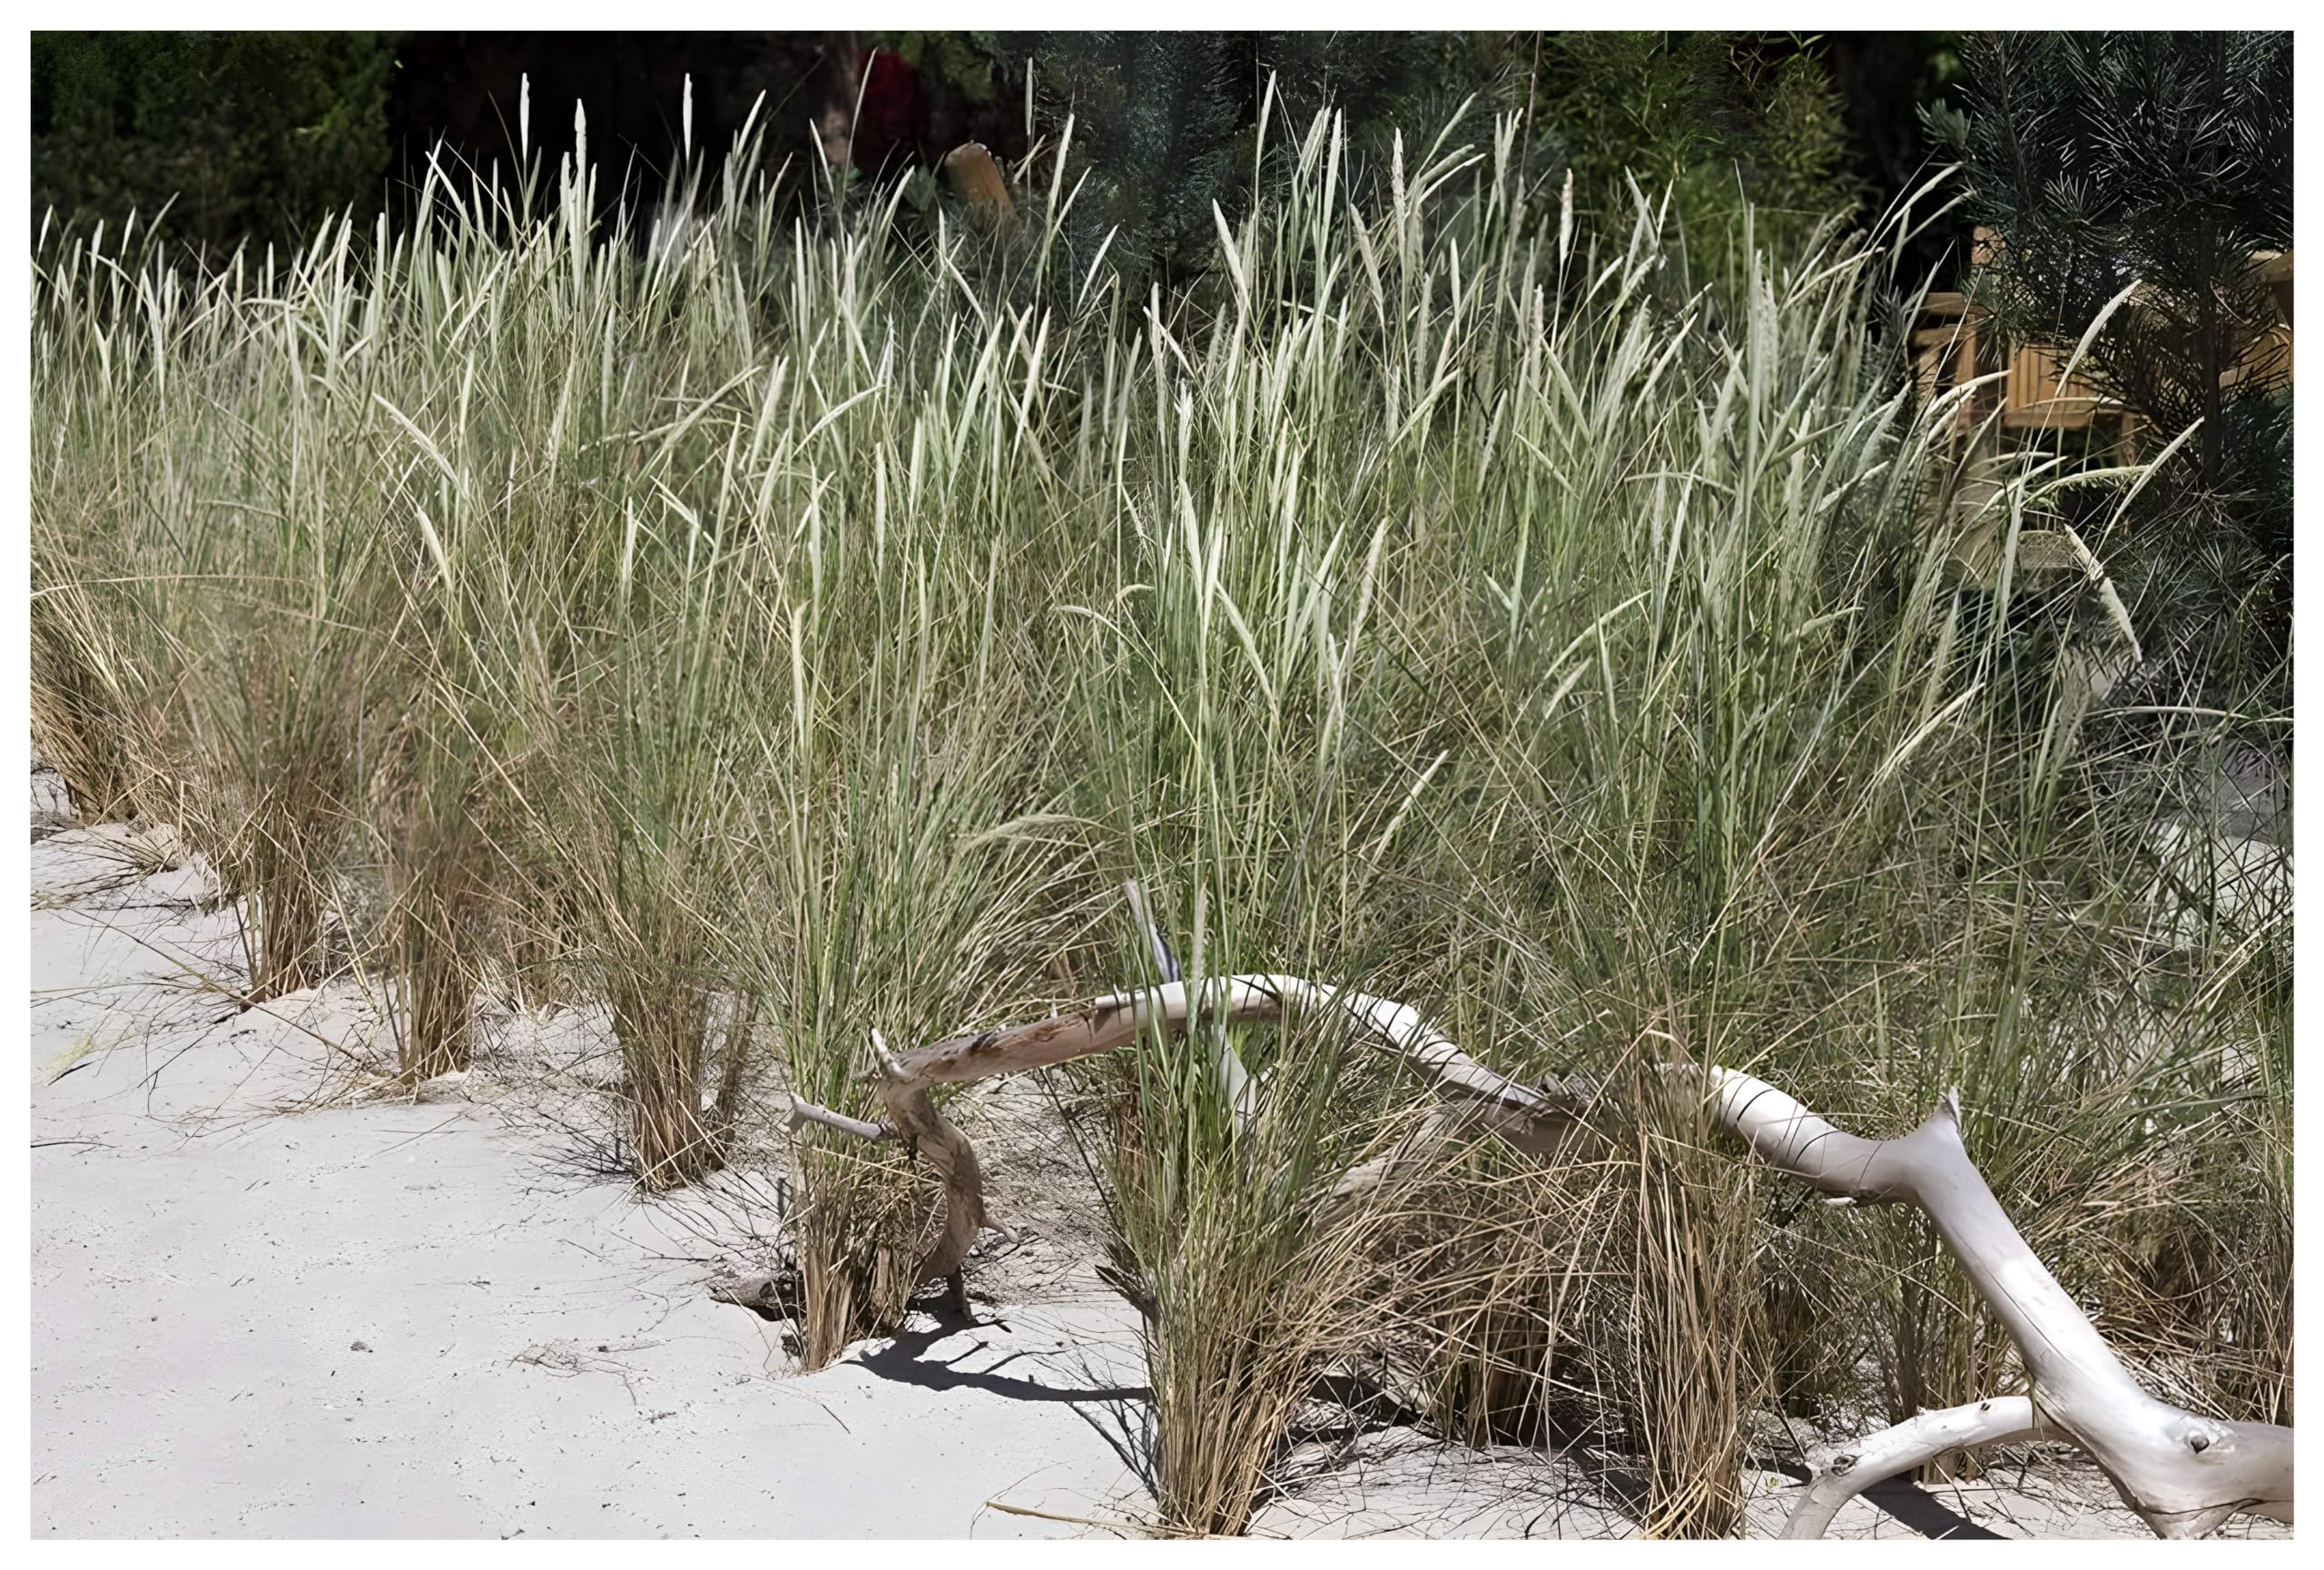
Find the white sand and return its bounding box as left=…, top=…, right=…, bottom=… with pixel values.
left=26, top=774, right=2280, bottom=1539
left=29, top=806, right=1147, bottom=1537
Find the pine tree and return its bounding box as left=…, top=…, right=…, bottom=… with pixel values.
left=1008, top=32, right=1249, bottom=288
left=1926, top=33, right=2292, bottom=494
left=1925, top=32, right=2292, bottom=693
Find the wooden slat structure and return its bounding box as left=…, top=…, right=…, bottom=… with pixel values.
left=1912, top=230, right=2292, bottom=455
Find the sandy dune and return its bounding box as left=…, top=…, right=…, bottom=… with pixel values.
left=29, top=809, right=1147, bottom=1537
left=27, top=775, right=2277, bottom=1539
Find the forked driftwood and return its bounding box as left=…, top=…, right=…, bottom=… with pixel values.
left=783, top=970, right=2292, bottom=1539
left=783, top=973, right=1585, bottom=1286
left=1686, top=1066, right=2293, bottom=1538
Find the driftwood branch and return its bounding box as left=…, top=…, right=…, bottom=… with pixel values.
left=1780, top=1397, right=2051, bottom=1539
left=782, top=1095, right=891, bottom=1143
left=1683, top=1065, right=2293, bottom=1539
left=880, top=974, right=1581, bottom=1134
left=878, top=973, right=1591, bottom=1237
left=774, top=952, right=2291, bottom=1540
left=780, top=974, right=1587, bottom=1305
left=863, top=1028, right=990, bottom=1284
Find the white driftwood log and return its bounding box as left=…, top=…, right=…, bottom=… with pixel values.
left=1782, top=1397, right=2051, bottom=1539
left=783, top=1097, right=890, bottom=1143
left=883, top=974, right=1577, bottom=1139
left=780, top=958, right=2291, bottom=1539
left=1687, top=1066, right=2293, bottom=1539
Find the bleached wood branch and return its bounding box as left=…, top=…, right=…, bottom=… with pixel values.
left=779, top=1057, right=996, bottom=1291
left=1681, top=1065, right=2293, bottom=1539
left=786, top=948, right=2290, bottom=1542
left=1780, top=1397, right=2051, bottom=1539
left=877, top=973, right=1580, bottom=1134
left=780, top=974, right=1585, bottom=1304
left=862, top=1028, right=991, bottom=1286
left=782, top=1095, right=891, bottom=1143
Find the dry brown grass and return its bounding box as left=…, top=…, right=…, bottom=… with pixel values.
left=603, top=940, right=719, bottom=1190
left=30, top=585, right=141, bottom=823
left=1612, top=1116, right=1768, bottom=1537
left=370, top=742, right=490, bottom=1078
left=789, top=1142, right=935, bottom=1371
left=212, top=739, right=349, bottom=1003
left=1137, top=1173, right=1383, bottom=1535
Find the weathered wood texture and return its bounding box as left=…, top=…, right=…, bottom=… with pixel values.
left=783, top=973, right=2292, bottom=1537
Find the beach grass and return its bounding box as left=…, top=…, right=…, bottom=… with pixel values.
left=29, top=99, right=2290, bottom=1533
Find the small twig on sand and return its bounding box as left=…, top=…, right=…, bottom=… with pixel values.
left=980, top=1498, right=1222, bottom=1538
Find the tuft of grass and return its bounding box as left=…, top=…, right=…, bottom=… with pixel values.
left=29, top=581, right=141, bottom=823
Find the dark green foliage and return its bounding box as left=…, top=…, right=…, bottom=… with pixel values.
left=1002, top=32, right=1520, bottom=290
left=1255, top=32, right=1513, bottom=174
left=1011, top=32, right=1252, bottom=286
left=32, top=31, right=397, bottom=255
left=1826, top=35, right=1965, bottom=282
left=1926, top=32, right=2293, bottom=697
left=1530, top=34, right=1859, bottom=222
left=1926, top=34, right=2290, bottom=489
left=1829, top=34, right=1962, bottom=200
left=29, top=30, right=1864, bottom=296
left=881, top=31, right=1004, bottom=109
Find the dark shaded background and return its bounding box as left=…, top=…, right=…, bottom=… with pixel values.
left=31, top=31, right=1960, bottom=272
